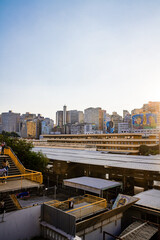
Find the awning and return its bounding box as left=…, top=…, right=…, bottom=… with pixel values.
left=63, top=176, right=121, bottom=195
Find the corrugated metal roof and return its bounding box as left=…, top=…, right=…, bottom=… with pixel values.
left=63, top=177, right=121, bottom=192
left=134, top=189, right=160, bottom=210
left=33, top=147, right=160, bottom=172
left=119, top=221, right=158, bottom=240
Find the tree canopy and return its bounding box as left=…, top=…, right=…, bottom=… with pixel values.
left=139, top=144, right=159, bottom=156
left=0, top=134, right=48, bottom=172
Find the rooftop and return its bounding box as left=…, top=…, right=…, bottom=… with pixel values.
left=33, top=147, right=160, bottom=172
left=134, top=189, right=160, bottom=210
left=64, top=177, right=121, bottom=195
left=119, top=220, right=158, bottom=240
left=46, top=194, right=107, bottom=220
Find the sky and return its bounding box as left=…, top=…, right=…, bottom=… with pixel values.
left=0, top=0, right=160, bottom=121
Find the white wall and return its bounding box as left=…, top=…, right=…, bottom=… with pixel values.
left=0, top=205, right=41, bottom=240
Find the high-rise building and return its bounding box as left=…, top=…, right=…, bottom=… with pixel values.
left=118, top=110, right=131, bottom=133
left=67, top=110, right=84, bottom=124
left=56, top=107, right=84, bottom=130
left=21, top=112, right=36, bottom=121
left=131, top=101, right=160, bottom=135
left=110, top=112, right=123, bottom=133
left=26, top=119, right=41, bottom=139
left=56, top=111, right=63, bottom=128
left=78, top=111, right=84, bottom=123
left=84, top=107, right=106, bottom=130
left=63, top=105, right=67, bottom=125
left=1, top=110, right=20, bottom=133
left=41, top=118, right=54, bottom=135
left=26, top=121, right=37, bottom=138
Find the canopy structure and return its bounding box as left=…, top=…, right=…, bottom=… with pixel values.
left=63, top=176, right=121, bottom=196
left=134, top=189, right=160, bottom=210
left=33, top=147, right=160, bottom=172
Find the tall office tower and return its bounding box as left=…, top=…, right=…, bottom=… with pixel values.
left=131, top=101, right=160, bottom=135
left=78, top=111, right=84, bottom=123
left=67, top=110, right=84, bottom=124
left=26, top=119, right=41, bottom=139
left=84, top=107, right=106, bottom=130
left=63, top=105, right=67, bottom=125
left=1, top=110, right=20, bottom=133
left=111, top=112, right=123, bottom=133
left=41, top=118, right=54, bottom=135
left=26, top=120, right=37, bottom=138
left=20, top=120, right=28, bottom=138
left=56, top=111, right=63, bottom=128
left=143, top=102, right=160, bottom=129
left=21, top=112, right=36, bottom=121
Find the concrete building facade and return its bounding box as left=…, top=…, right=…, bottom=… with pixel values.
left=118, top=122, right=131, bottom=133
left=84, top=107, right=106, bottom=131
left=56, top=111, right=63, bottom=128
left=110, top=112, right=123, bottom=133
left=41, top=118, right=54, bottom=135
left=131, top=101, right=160, bottom=135
left=1, top=110, right=20, bottom=134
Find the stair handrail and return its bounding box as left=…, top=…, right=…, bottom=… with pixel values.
left=10, top=194, right=22, bottom=210
left=3, top=147, right=43, bottom=184
left=4, top=147, right=26, bottom=173
left=7, top=146, right=25, bottom=167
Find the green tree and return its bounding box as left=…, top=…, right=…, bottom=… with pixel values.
left=0, top=135, right=48, bottom=172
left=1, top=131, right=20, bottom=137
left=139, top=144, right=159, bottom=156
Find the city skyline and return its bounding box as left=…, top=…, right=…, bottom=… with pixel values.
left=0, top=101, right=158, bottom=122
left=1, top=1, right=160, bottom=120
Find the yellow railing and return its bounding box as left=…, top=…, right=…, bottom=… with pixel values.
left=4, top=148, right=25, bottom=174
left=10, top=194, right=22, bottom=210
left=50, top=194, right=107, bottom=219
left=0, top=172, right=43, bottom=184
left=45, top=199, right=60, bottom=205
left=66, top=199, right=106, bottom=219
left=2, top=148, right=43, bottom=184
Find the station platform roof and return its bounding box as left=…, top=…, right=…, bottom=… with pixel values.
left=33, top=147, right=160, bottom=172
left=134, top=189, right=160, bottom=210
left=63, top=176, right=121, bottom=195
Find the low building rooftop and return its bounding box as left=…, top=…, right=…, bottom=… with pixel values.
left=64, top=176, right=121, bottom=195
left=134, top=189, right=160, bottom=210
left=33, top=147, right=160, bottom=172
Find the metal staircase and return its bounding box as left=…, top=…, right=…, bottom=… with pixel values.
left=0, top=193, right=18, bottom=213
left=0, top=155, right=21, bottom=176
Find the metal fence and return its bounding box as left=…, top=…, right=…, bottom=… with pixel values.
left=49, top=194, right=107, bottom=220
left=42, top=204, right=76, bottom=237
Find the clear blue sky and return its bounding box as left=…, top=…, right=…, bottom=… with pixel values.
left=0, top=0, right=160, bottom=120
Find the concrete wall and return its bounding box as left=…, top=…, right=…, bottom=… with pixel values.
left=77, top=213, right=122, bottom=240
left=0, top=205, right=41, bottom=240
